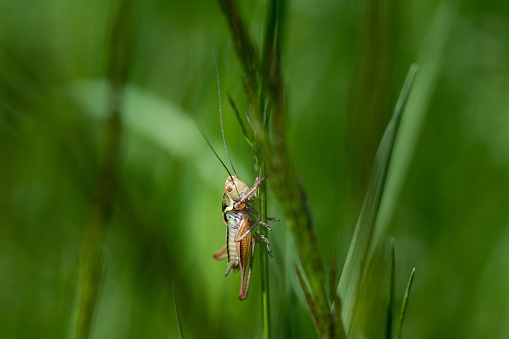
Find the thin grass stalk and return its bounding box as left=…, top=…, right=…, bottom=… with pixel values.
left=260, top=0, right=338, bottom=335
left=217, top=0, right=340, bottom=336
left=217, top=0, right=273, bottom=337
left=263, top=10, right=339, bottom=338
left=257, top=0, right=280, bottom=336
left=68, top=2, right=136, bottom=338
left=258, top=159, right=270, bottom=339
left=395, top=268, right=416, bottom=339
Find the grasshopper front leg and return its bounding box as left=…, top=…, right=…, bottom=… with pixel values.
left=233, top=177, right=265, bottom=210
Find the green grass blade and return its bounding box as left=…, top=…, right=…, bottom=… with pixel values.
left=395, top=268, right=416, bottom=339
left=369, top=0, right=459, bottom=258
left=338, top=4, right=459, bottom=335
left=172, top=283, right=184, bottom=339
left=337, top=64, right=418, bottom=334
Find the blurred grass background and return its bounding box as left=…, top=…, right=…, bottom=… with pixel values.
left=1, top=0, right=509, bottom=338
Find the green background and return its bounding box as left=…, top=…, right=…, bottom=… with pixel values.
left=1, top=0, right=509, bottom=338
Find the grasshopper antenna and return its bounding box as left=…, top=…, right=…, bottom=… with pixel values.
left=209, top=35, right=238, bottom=178
left=191, top=114, right=241, bottom=199
left=190, top=114, right=235, bottom=180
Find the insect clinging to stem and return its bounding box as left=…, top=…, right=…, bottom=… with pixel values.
left=196, top=38, right=278, bottom=300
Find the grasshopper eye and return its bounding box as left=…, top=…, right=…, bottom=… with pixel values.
left=227, top=186, right=233, bottom=193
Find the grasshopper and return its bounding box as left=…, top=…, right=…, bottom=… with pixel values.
left=197, top=40, right=276, bottom=300
left=213, top=175, right=274, bottom=300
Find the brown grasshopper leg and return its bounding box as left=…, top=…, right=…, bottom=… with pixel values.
left=213, top=245, right=227, bottom=260
left=235, top=221, right=273, bottom=242
left=234, top=177, right=265, bottom=210
left=240, top=231, right=272, bottom=300
left=239, top=236, right=256, bottom=300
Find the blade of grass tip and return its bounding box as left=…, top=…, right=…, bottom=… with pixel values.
left=172, top=283, right=184, bottom=339
left=386, top=238, right=395, bottom=339
left=395, top=268, right=415, bottom=339
left=337, top=64, right=417, bottom=334
left=369, top=0, right=459, bottom=258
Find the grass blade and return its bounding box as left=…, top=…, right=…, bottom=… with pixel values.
left=337, top=64, right=418, bottom=334
left=369, top=0, right=459, bottom=257
left=337, top=4, right=458, bottom=335
left=386, top=239, right=395, bottom=339
left=395, top=268, right=416, bottom=339
left=172, top=283, right=184, bottom=339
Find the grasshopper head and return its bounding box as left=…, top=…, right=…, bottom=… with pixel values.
left=225, top=176, right=249, bottom=201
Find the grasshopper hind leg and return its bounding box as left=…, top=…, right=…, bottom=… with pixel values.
left=239, top=229, right=271, bottom=300
left=235, top=221, right=273, bottom=242
left=239, top=236, right=256, bottom=300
